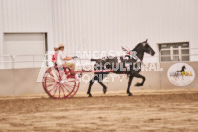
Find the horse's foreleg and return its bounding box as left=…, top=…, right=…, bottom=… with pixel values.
left=133, top=72, right=145, bottom=86
left=127, top=74, right=134, bottom=96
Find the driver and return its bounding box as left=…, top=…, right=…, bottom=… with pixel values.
left=57, top=44, right=75, bottom=70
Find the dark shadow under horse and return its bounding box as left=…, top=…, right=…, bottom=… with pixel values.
left=87, top=39, right=155, bottom=97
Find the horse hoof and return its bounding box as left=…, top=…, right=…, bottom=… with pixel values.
left=88, top=94, right=92, bottom=97
left=103, top=87, right=107, bottom=94
left=128, top=93, right=133, bottom=96
left=135, top=83, right=142, bottom=87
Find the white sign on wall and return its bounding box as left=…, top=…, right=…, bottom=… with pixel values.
left=167, top=63, right=195, bottom=86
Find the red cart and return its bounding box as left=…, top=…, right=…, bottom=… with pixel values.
left=42, top=65, right=113, bottom=99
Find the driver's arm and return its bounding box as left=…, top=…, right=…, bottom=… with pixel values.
left=64, top=56, right=72, bottom=61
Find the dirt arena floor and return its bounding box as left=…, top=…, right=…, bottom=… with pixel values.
left=0, top=90, right=198, bottom=132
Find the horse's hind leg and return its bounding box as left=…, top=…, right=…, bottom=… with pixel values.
left=87, top=73, right=108, bottom=97
left=99, top=82, right=107, bottom=94
left=127, top=74, right=134, bottom=96
left=87, top=74, right=98, bottom=97
left=98, top=73, right=109, bottom=94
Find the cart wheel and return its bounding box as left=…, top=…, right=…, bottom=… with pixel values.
left=42, top=66, right=77, bottom=99
left=67, top=72, right=81, bottom=98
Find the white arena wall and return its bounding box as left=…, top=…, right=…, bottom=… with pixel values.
left=0, top=0, right=198, bottom=57
left=0, top=62, right=198, bottom=96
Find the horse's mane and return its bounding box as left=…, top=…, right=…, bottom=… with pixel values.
left=132, top=43, right=141, bottom=51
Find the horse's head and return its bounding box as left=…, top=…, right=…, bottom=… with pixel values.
left=139, top=39, right=155, bottom=56
left=182, top=65, right=186, bottom=71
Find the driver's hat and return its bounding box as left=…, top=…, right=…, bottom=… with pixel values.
left=58, top=44, right=65, bottom=49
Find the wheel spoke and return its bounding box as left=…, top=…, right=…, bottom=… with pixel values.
left=64, top=82, right=75, bottom=88
left=49, top=71, right=55, bottom=78
left=51, top=70, right=59, bottom=80
left=59, top=85, right=61, bottom=98
left=60, top=85, right=66, bottom=97
left=63, top=85, right=72, bottom=93
left=53, top=85, right=58, bottom=96
left=62, top=83, right=74, bottom=93
left=48, top=83, right=57, bottom=92
left=46, top=76, right=55, bottom=80
left=46, top=83, right=54, bottom=87
left=62, top=83, right=75, bottom=90
left=46, top=77, right=55, bottom=83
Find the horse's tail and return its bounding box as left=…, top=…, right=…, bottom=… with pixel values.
left=127, top=73, right=130, bottom=78
left=91, top=59, right=99, bottom=61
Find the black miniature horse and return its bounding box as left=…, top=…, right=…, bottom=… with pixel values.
left=177, top=65, right=186, bottom=73
left=175, top=65, right=186, bottom=80
left=87, top=39, right=155, bottom=97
